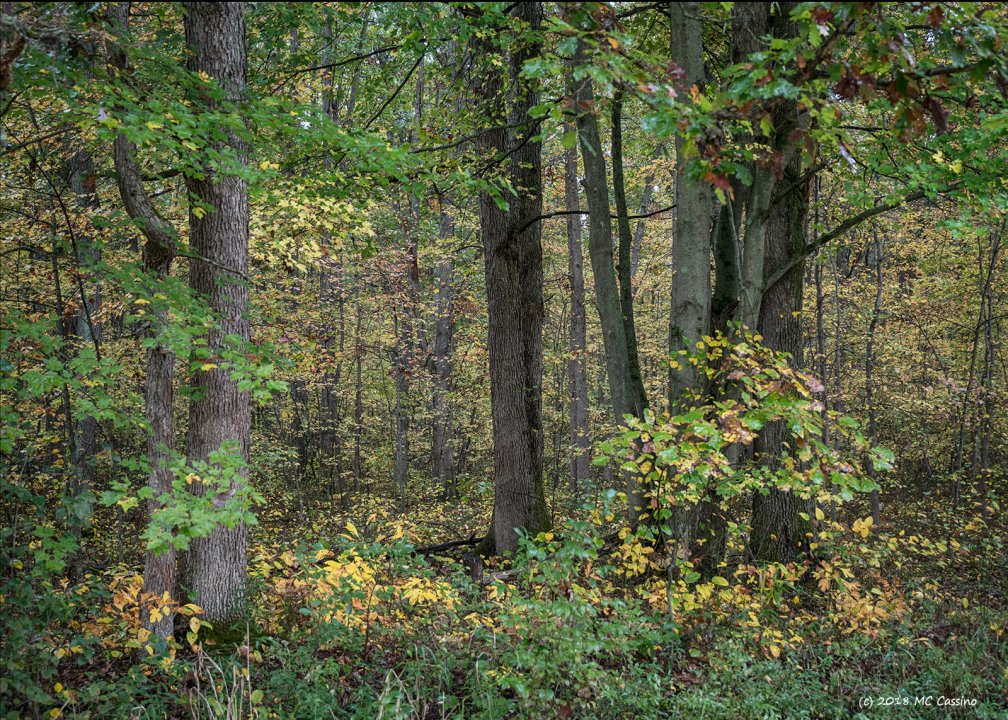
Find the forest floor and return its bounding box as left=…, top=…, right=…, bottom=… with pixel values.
left=19, top=472, right=1001, bottom=719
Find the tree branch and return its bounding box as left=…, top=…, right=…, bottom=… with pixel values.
left=763, top=186, right=950, bottom=293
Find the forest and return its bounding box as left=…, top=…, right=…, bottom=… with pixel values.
left=1, top=1, right=1006, bottom=718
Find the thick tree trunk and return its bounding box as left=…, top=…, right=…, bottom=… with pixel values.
left=562, top=126, right=591, bottom=493
left=667, top=1, right=714, bottom=412
left=749, top=4, right=812, bottom=561
left=476, top=2, right=550, bottom=555
left=665, top=2, right=716, bottom=560
left=182, top=1, right=251, bottom=623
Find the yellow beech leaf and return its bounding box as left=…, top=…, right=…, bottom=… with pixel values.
left=852, top=516, right=874, bottom=539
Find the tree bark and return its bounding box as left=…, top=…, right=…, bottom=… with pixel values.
left=431, top=192, right=457, bottom=498
left=749, top=1, right=813, bottom=563
left=181, top=0, right=251, bottom=623
left=107, top=1, right=178, bottom=640
left=667, top=1, right=714, bottom=412
left=63, top=147, right=101, bottom=524
left=476, top=2, right=550, bottom=554
left=570, top=39, right=647, bottom=524
left=865, top=225, right=883, bottom=524
left=612, top=91, right=648, bottom=414
left=562, top=125, right=591, bottom=493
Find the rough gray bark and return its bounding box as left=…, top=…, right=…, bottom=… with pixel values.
left=667, top=1, right=714, bottom=412
left=563, top=126, right=591, bottom=493
left=476, top=1, right=550, bottom=555
left=749, top=1, right=813, bottom=563
left=181, top=0, right=251, bottom=623
left=734, top=2, right=772, bottom=331
left=107, top=1, right=178, bottom=640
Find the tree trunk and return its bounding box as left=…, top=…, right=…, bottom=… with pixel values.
left=107, top=1, right=179, bottom=640
left=562, top=125, right=591, bottom=493
left=476, top=2, right=550, bottom=555
left=748, top=1, right=812, bottom=561
left=667, top=1, right=714, bottom=412
left=569, top=39, right=647, bottom=523
left=431, top=192, right=457, bottom=498
left=865, top=226, right=883, bottom=524
left=182, top=0, right=250, bottom=624
left=612, top=91, right=648, bottom=414
left=353, top=294, right=364, bottom=492
left=63, top=147, right=101, bottom=530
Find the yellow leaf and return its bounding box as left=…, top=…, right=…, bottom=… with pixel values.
left=852, top=516, right=873, bottom=539
left=146, top=121, right=163, bottom=130
left=200, top=362, right=218, bottom=371
left=815, top=506, right=825, bottom=521
left=190, top=617, right=201, bottom=633
left=769, top=644, right=781, bottom=658
left=345, top=520, right=359, bottom=538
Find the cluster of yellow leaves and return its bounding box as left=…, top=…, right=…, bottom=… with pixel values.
left=249, top=179, right=376, bottom=273
left=254, top=545, right=460, bottom=637
left=616, top=528, right=655, bottom=577
left=48, top=570, right=204, bottom=678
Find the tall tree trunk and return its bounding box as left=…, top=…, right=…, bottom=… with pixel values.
left=64, top=148, right=101, bottom=525
left=612, top=91, right=648, bottom=414
left=431, top=192, right=457, bottom=498
left=107, top=1, right=179, bottom=640
left=749, top=1, right=812, bottom=563
left=353, top=295, right=364, bottom=492
left=734, top=2, right=772, bottom=331
left=667, top=1, right=714, bottom=412
left=182, top=1, right=251, bottom=624
left=319, top=269, right=344, bottom=501
left=562, top=125, right=590, bottom=493
left=476, top=2, right=550, bottom=554
left=692, top=1, right=769, bottom=574
left=865, top=226, right=883, bottom=524
left=569, top=39, right=646, bottom=524
left=664, top=2, right=717, bottom=564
